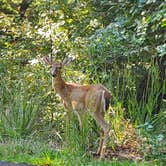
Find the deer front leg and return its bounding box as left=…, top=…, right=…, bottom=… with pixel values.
left=71, top=101, right=82, bottom=130
left=63, top=101, right=70, bottom=128
left=74, top=110, right=82, bottom=130
left=64, top=110, right=71, bottom=144
left=66, top=110, right=71, bottom=129
left=63, top=102, right=71, bottom=143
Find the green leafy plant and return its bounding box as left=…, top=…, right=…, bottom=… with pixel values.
left=0, top=90, right=40, bottom=138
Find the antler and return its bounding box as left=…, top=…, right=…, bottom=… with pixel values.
left=62, top=56, right=74, bottom=66
left=43, top=55, right=74, bottom=66
left=43, top=56, right=53, bottom=65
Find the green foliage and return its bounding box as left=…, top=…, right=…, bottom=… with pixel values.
left=139, top=108, right=166, bottom=163
left=0, top=0, right=165, bottom=164
left=0, top=92, right=39, bottom=138
left=0, top=138, right=161, bottom=166
left=65, top=113, right=98, bottom=156
left=0, top=63, right=40, bottom=137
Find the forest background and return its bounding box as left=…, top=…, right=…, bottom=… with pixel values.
left=0, top=0, right=166, bottom=165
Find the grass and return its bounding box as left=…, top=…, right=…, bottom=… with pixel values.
left=0, top=138, right=161, bottom=166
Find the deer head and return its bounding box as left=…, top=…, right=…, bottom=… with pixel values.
left=43, top=56, right=73, bottom=77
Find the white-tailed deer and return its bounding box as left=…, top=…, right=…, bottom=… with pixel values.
left=43, top=56, right=112, bottom=158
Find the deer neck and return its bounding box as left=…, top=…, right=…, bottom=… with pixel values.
left=52, top=72, right=67, bottom=97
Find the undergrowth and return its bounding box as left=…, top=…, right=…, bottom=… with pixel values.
left=0, top=138, right=162, bottom=166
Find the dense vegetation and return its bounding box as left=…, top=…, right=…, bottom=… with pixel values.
left=0, top=0, right=165, bottom=165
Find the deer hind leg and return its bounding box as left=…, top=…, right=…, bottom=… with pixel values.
left=97, top=129, right=104, bottom=155
left=94, top=112, right=109, bottom=159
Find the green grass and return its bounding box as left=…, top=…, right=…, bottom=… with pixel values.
left=0, top=138, right=162, bottom=166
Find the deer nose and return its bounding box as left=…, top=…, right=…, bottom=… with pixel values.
left=51, top=73, right=56, bottom=77
left=51, top=71, right=56, bottom=77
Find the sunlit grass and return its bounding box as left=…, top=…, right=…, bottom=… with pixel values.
left=0, top=138, right=161, bottom=166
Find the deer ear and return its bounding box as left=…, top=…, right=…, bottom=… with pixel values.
left=43, top=56, right=52, bottom=65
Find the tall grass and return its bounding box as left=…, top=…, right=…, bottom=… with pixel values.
left=105, top=61, right=164, bottom=124
left=127, top=62, right=163, bottom=124
left=65, top=113, right=95, bottom=158
left=0, top=81, right=40, bottom=138
left=0, top=59, right=42, bottom=138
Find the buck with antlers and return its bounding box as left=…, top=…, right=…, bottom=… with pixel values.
left=43, top=56, right=112, bottom=158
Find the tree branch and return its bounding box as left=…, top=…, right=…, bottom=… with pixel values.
left=19, top=0, right=33, bottom=19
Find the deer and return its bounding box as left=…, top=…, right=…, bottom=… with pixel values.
left=43, top=56, right=112, bottom=159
